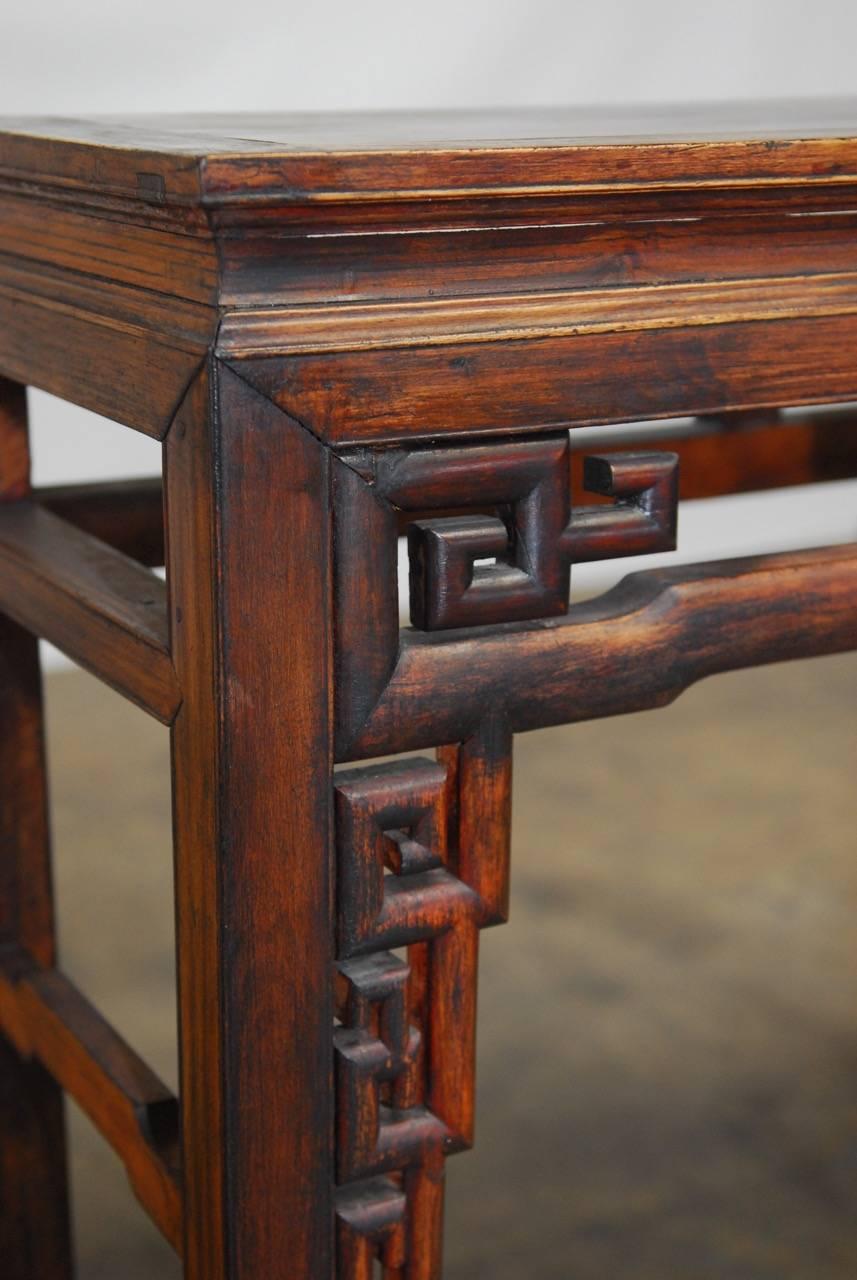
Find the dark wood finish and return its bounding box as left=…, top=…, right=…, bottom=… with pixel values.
left=31, top=405, right=856, bottom=579
left=341, top=544, right=857, bottom=760
left=2, top=108, right=857, bottom=1279
left=561, top=451, right=678, bottom=563
left=570, top=405, right=857, bottom=502
left=0, top=376, right=72, bottom=1279
left=397, top=436, right=572, bottom=630
left=10, top=102, right=857, bottom=202
left=335, top=435, right=679, bottom=749
left=235, top=306, right=857, bottom=444
left=164, top=366, right=336, bottom=1278
left=401, top=441, right=677, bottom=630
left=0, top=376, right=29, bottom=500
left=0, top=502, right=179, bottom=722
left=27, top=406, right=857, bottom=585
left=0, top=946, right=181, bottom=1249
left=334, top=720, right=512, bottom=1277
left=37, top=476, right=164, bottom=566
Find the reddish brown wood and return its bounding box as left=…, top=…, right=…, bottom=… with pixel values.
left=12, top=103, right=857, bottom=205
left=585, top=406, right=857, bottom=501
left=447, top=718, right=513, bottom=927
left=344, top=544, right=857, bottom=759
left=0, top=948, right=181, bottom=1249
left=392, top=406, right=857, bottom=528
left=336, top=1176, right=407, bottom=1279
left=218, top=206, right=857, bottom=308
left=0, top=257, right=212, bottom=438
left=396, top=436, right=571, bottom=630
left=560, top=451, right=678, bottom=563
left=3, top=108, right=857, bottom=1280
left=0, top=377, right=29, bottom=501
left=164, top=365, right=336, bottom=1279
left=236, top=310, right=857, bottom=444
left=30, top=405, right=855, bottom=579
left=163, top=370, right=226, bottom=1280
left=333, top=731, right=512, bottom=1277
left=37, top=476, right=164, bottom=566
left=0, top=378, right=72, bottom=1280
left=0, top=501, right=179, bottom=722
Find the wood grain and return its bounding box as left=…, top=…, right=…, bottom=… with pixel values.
left=0, top=949, right=181, bottom=1250
left=333, top=724, right=513, bottom=1276
left=235, top=312, right=857, bottom=444
left=570, top=406, right=857, bottom=501
left=36, top=406, right=857, bottom=586
left=11, top=101, right=857, bottom=203
left=5, top=108, right=857, bottom=1280
left=165, top=364, right=336, bottom=1279
left=37, top=476, right=165, bottom=566
left=163, top=369, right=226, bottom=1280
left=0, top=378, right=72, bottom=1279
left=342, top=544, right=857, bottom=759
left=0, top=255, right=212, bottom=438
left=0, top=502, right=179, bottom=722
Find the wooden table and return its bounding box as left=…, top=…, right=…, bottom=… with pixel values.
left=0, top=105, right=856, bottom=1280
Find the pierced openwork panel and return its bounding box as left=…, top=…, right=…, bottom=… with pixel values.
left=333, top=432, right=679, bottom=758
left=333, top=719, right=511, bottom=1279
left=330, top=431, right=680, bottom=1274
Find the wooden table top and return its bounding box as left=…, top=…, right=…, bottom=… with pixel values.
left=4, top=100, right=857, bottom=205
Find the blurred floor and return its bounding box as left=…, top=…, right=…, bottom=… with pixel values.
left=42, top=652, right=857, bottom=1279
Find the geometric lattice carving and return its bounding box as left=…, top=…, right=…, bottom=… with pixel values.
left=404, top=437, right=571, bottom=630
left=333, top=435, right=679, bottom=756
left=333, top=730, right=511, bottom=1278
left=561, top=450, right=679, bottom=564
left=335, top=1176, right=407, bottom=1278
left=401, top=441, right=678, bottom=631
left=332, top=437, right=678, bottom=1275
left=335, top=952, right=440, bottom=1183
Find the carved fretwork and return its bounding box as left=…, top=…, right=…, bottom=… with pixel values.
left=401, top=436, right=571, bottom=629
left=384, top=437, right=678, bottom=631
left=333, top=434, right=679, bottom=757
left=333, top=723, right=511, bottom=1278
left=335, top=1176, right=407, bottom=1278
left=561, top=450, right=679, bottom=564
left=329, top=427, right=857, bottom=1277
left=331, top=435, right=677, bottom=1274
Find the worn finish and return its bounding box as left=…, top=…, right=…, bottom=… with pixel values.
left=164, top=366, right=336, bottom=1279
left=0, top=378, right=72, bottom=1280
left=333, top=728, right=511, bottom=1278
left=0, top=502, right=178, bottom=722
left=1, top=107, right=857, bottom=1278
left=38, top=476, right=165, bottom=566
left=0, top=947, right=181, bottom=1249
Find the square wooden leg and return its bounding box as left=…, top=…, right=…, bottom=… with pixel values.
left=164, top=364, right=336, bottom=1279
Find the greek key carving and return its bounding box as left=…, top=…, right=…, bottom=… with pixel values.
left=333, top=725, right=510, bottom=1278
left=332, top=434, right=679, bottom=756
left=331, top=434, right=678, bottom=1274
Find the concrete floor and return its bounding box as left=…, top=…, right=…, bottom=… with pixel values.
left=42, top=652, right=857, bottom=1279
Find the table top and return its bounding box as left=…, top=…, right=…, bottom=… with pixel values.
left=5, top=100, right=857, bottom=206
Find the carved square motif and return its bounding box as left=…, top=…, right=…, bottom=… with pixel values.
left=374, top=435, right=572, bottom=630
left=335, top=758, right=450, bottom=959
left=335, top=952, right=443, bottom=1183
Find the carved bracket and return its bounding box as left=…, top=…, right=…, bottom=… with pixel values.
left=560, top=449, right=679, bottom=564
left=333, top=724, right=511, bottom=1277
left=393, top=438, right=678, bottom=631
left=333, top=433, right=679, bottom=755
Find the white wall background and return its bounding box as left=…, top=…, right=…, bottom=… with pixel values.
left=2, top=0, right=856, bottom=639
